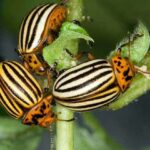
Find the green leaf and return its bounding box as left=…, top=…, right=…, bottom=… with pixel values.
left=43, top=22, right=94, bottom=70
left=0, top=117, right=43, bottom=150
left=113, top=21, right=150, bottom=63
left=74, top=113, right=124, bottom=150
left=60, top=22, right=91, bottom=36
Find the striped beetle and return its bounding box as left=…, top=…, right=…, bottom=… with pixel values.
left=52, top=48, right=149, bottom=111
left=18, top=3, right=67, bottom=76
left=0, top=61, right=55, bottom=127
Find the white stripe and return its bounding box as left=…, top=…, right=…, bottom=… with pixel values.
left=27, top=4, right=50, bottom=50
left=57, top=91, right=118, bottom=107
left=59, top=67, right=112, bottom=90
left=22, top=5, right=41, bottom=51
left=53, top=72, right=113, bottom=98
left=55, top=59, right=109, bottom=88
left=29, top=4, right=57, bottom=51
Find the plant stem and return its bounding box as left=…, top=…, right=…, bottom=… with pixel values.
left=55, top=0, right=83, bottom=150
left=56, top=105, right=74, bottom=150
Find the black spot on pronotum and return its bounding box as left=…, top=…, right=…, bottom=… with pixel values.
left=31, top=114, right=46, bottom=125
left=29, top=59, right=32, bottom=63
left=117, top=56, right=121, bottom=60
left=34, top=61, right=37, bottom=64
left=40, top=102, right=47, bottom=114
left=32, top=116, right=38, bottom=125
left=123, top=68, right=130, bottom=77
left=25, top=118, right=29, bottom=121
left=53, top=18, right=57, bottom=23
left=42, top=103, right=46, bottom=110
left=57, top=14, right=60, bottom=19
left=116, top=68, right=121, bottom=73
left=114, top=60, right=117, bottom=64
left=122, top=85, right=125, bottom=89
left=51, top=113, right=55, bottom=117
left=28, top=56, right=32, bottom=59
left=117, top=61, right=121, bottom=66
left=125, top=76, right=133, bottom=81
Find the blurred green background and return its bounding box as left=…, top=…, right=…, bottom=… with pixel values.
left=1, top=0, right=150, bottom=150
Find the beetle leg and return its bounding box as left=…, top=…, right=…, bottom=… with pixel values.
left=48, top=62, right=60, bottom=79
left=64, top=49, right=95, bottom=61
left=74, top=51, right=95, bottom=61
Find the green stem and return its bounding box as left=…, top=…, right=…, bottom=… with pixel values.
left=56, top=0, right=83, bottom=150
left=56, top=105, right=74, bottom=150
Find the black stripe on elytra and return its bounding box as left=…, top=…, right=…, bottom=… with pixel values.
left=25, top=4, right=49, bottom=50
left=56, top=70, right=112, bottom=93
left=10, top=61, right=42, bottom=97
left=2, top=64, right=34, bottom=104
left=55, top=74, right=113, bottom=101
left=55, top=60, right=109, bottom=87
left=60, top=83, right=119, bottom=102
left=6, top=62, right=38, bottom=100
left=70, top=82, right=119, bottom=101
left=79, top=87, right=118, bottom=102
left=0, top=92, right=18, bottom=118
left=0, top=79, right=20, bottom=117
left=66, top=92, right=119, bottom=110
left=27, top=4, right=52, bottom=49
left=20, top=4, right=46, bottom=50
left=57, top=65, right=111, bottom=89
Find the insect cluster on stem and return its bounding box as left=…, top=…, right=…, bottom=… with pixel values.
left=0, top=1, right=150, bottom=128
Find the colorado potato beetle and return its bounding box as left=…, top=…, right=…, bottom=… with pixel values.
left=18, top=3, right=67, bottom=75
left=0, top=61, right=55, bottom=127
left=52, top=48, right=149, bottom=111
